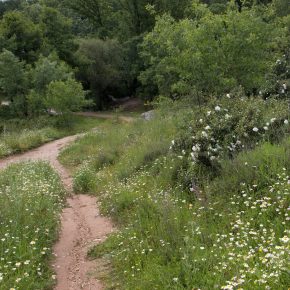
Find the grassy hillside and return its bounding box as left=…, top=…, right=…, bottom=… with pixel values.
left=59, top=96, right=290, bottom=289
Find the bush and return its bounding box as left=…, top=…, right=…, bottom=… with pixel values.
left=45, top=78, right=90, bottom=114
left=172, top=96, right=290, bottom=177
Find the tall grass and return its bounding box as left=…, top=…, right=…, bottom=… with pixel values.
left=0, top=115, right=103, bottom=158
left=59, top=97, right=290, bottom=289
left=59, top=115, right=179, bottom=193
left=90, top=140, right=290, bottom=290
left=0, top=162, right=66, bottom=289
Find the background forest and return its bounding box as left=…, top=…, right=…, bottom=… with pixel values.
left=0, top=0, right=289, bottom=116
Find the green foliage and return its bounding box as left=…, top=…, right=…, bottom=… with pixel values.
left=76, top=38, right=125, bottom=109
left=31, top=54, right=73, bottom=93
left=0, top=161, right=66, bottom=289
left=45, top=78, right=89, bottom=113
left=0, top=50, right=27, bottom=102
left=140, top=5, right=286, bottom=96
left=172, top=96, right=290, bottom=178
left=0, top=11, right=43, bottom=63
left=39, top=5, right=77, bottom=63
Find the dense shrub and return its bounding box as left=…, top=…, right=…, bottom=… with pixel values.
left=172, top=96, right=290, bottom=176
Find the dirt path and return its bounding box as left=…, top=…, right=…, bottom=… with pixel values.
left=0, top=134, right=114, bottom=289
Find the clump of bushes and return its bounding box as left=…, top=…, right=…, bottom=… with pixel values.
left=172, top=96, right=289, bottom=177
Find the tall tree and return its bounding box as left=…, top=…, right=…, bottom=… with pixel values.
left=0, top=11, right=43, bottom=63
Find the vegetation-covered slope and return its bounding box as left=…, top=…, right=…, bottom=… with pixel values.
left=60, top=96, right=290, bottom=289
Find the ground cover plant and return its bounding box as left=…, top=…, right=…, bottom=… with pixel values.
left=0, top=161, right=66, bottom=289
left=60, top=95, right=290, bottom=289
left=91, top=140, right=290, bottom=290
left=0, top=115, right=103, bottom=158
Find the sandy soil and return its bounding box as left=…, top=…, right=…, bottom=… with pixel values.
left=0, top=134, right=114, bottom=290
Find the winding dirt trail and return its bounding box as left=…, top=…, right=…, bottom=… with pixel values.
left=0, top=133, right=114, bottom=289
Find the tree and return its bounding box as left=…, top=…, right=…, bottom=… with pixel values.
left=27, top=53, right=74, bottom=116
left=139, top=4, right=285, bottom=98
left=31, top=53, right=73, bottom=93
left=40, top=6, right=77, bottom=63
left=0, top=50, right=27, bottom=102
left=0, top=11, right=43, bottom=63
left=76, top=38, right=125, bottom=109
left=0, top=0, right=22, bottom=17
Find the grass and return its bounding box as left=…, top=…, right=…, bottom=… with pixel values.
left=90, top=140, right=290, bottom=290
left=59, top=101, right=290, bottom=290
left=0, top=115, right=104, bottom=158
left=59, top=115, right=178, bottom=193
left=0, top=161, right=66, bottom=289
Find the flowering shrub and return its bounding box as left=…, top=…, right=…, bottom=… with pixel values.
left=173, top=96, right=289, bottom=170
left=0, top=162, right=66, bottom=289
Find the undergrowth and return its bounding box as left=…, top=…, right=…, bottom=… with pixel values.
left=60, top=96, right=290, bottom=289
left=0, top=162, right=66, bottom=289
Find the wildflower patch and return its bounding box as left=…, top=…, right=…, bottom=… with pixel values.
left=0, top=162, right=66, bottom=289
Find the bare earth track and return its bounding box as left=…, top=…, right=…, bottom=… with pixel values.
left=0, top=133, right=114, bottom=289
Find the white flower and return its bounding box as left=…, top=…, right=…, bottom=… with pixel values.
left=270, top=118, right=276, bottom=123
left=215, top=106, right=221, bottom=112
left=226, top=93, right=231, bottom=98
left=253, top=127, right=259, bottom=132
left=263, top=126, right=268, bottom=131
left=173, top=277, right=178, bottom=282
left=201, top=131, right=208, bottom=138
left=205, top=125, right=211, bottom=130
left=171, top=140, right=175, bottom=145
left=280, top=236, right=289, bottom=243
left=284, top=120, right=289, bottom=125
